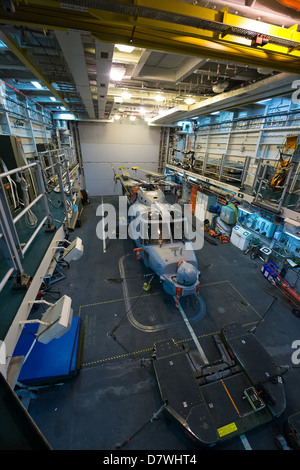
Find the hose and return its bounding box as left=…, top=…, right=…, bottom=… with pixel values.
left=19, top=174, right=38, bottom=228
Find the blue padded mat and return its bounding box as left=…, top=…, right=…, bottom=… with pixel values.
left=13, top=317, right=81, bottom=385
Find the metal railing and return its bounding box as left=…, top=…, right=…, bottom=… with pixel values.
left=38, top=147, right=80, bottom=229
left=168, top=148, right=300, bottom=215
left=0, top=143, right=77, bottom=291
left=0, top=160, right=53, bottom=293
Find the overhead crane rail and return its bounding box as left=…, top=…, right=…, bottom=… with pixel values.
left=1, top=1, right=300, bottom=73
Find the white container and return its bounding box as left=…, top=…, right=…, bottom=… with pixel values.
left=230, top=225, right=241, bottom=248
left=239, top=229, right=251, bottom=250
left=230, top=226, right=251, bottom=250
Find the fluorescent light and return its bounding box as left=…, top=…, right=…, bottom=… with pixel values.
left=114, top=96, right=123, bottom=103
left=110, top=67, right=126, bottom=81
left=139, top=107, right=146, bottom=115
left=57, top=113, right=75, bottom=120
left=239, top=207, right=253, bottom=215
left=155, top=94, right=165, bottom=102
left=115, top=44, right=134, bottom=53
left=31, top=81, right=42, bottom=89
left=178, top=120, right=191, bottom=126
left=130, top=115, right=136, bottom=121
left=284, top=230, right=300, bottom=239
left=60, top=107, right=66, bottom=111
left=185, top=97, right=195, bottom=105
left=211, top=111, right=220, bottom=115
left=256, top=99, right=272, bottom=104
left=50, top=97, right=56, bottom=101
left=114, top=114, right=121, bottom=120
left=121, top=91, right=132, bottom=100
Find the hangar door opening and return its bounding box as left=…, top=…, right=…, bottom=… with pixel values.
left=78, top=122, right=161, bottom=196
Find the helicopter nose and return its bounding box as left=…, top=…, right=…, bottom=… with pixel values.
left=177, top=260, right=198, bottom=286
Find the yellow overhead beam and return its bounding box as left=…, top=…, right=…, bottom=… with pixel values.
left=0, top=30, right=75, bottom=116
left=89, top=22, right=300, bottom=74
left=1, top=0, right=300, bottom=73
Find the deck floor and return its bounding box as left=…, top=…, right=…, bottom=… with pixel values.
left=25, top=196, right=300, bottom=451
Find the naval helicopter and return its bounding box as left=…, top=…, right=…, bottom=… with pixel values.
left=114, top=166, right=201, bottom=305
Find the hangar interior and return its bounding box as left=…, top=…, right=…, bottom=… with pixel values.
left=0, top=0, right=300, bottom=451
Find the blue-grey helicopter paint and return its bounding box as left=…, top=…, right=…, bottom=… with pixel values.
left=114, top=166, right=201, bottom=305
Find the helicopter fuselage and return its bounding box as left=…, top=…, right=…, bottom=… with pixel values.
left=129, top=188, right=200, bottom=299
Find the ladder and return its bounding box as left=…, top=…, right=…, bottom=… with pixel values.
left=252, top=135, right=298, bottom=213
left=158, top=127, right=170, bottom=173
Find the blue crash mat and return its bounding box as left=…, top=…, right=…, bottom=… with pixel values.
left=13, top=317, right=81, bottom=385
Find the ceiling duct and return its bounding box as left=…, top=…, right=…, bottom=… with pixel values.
left=95, top=40, right=114, bottom=119
left=150, top=72, right=295, bottom=124
left=212, top=81, right=229, bottom=93
left=55, top=30, right=95, bottom=118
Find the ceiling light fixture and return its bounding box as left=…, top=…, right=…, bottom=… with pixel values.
left=155, top=94, right=165, bottom=102
left=59, top=113, right=75, bottom=120
left=114, top=96, right=123, bottom=103
left=257, top=67, right=272, bottom=75
left=130, top=115, right=136, bottom=121
left=115, top=44, right=135, bottom=53
left=31, top=81, right=42, bottom=89
left=110, top=67, right=126, bottom=81
left=212, top=81, right=229, bottom=93
left=185, top=97, right=195, bottom=105
left=114, top=114, right=121, bottom=120
left=121, top=91, right=132, bottom=100
left=50, top=97, right=56, bottom=101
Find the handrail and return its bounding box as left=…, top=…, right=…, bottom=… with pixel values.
left=0, top=160, right=52, bottom=292
left=13, top=193, right=43, bottom=225
left=0, top=267, right=14, bottom=293
left=21, top=216, right=48, bottom=256
left=0, top=162, right=37, bottom=179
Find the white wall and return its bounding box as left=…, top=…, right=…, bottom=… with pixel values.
left=78, top=122, right=161, bottom=196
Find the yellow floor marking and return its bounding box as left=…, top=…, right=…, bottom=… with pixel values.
left=78, top=292, right=160, bottom=315
left=81, top=319, right=262, bottom=367
left=201, top=279, right=262, bottom=320
left=200, top=280, right=231, bottom=287
left=227, top=280, right=262, bottom=319
left=80, top=280, right=263, bottom=367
